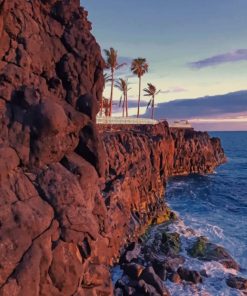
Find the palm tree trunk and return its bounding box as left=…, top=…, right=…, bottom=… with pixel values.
left=126, top=91, right=128, bottom=117
left=122, top=93, right=125, bottom=117
left=151, top=96, right=154, bottom=119
left=137, top=76, right=141, bottom=118
left=110, top=70, right=114, bottom=117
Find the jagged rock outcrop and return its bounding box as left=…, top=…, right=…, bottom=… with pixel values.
left=0, top=1, right=226, bottom=295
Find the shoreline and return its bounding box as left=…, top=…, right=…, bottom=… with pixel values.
left=112, top=199, right=245, bottom=295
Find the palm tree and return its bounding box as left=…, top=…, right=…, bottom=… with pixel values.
left=100, top=73, right=111, bottom=116
left=104, top=48, right=126, bottom=116
left=102, top=97, right=110, bottom=116
left=131, top=58, right=149, bottom=118
left=115, top=78, right=131, bottom=117
left=144, top=83, right=160, bottom=119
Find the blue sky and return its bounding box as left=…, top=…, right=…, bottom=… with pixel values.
left=82, top=0, right=247, bottom=104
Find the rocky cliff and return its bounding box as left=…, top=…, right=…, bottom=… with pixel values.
left=0, top=1, right=109, bottom=295
left=0, top=1, right=226, bottom=295
left=102, top=123, right=225, bottom=256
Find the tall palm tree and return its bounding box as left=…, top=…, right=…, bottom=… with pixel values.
left=115, top=78, right=131, bottom=117
left=131, top=58, right=149, bottom=118
left=144, top=83, right=160, bottom=119
left=104, top=48, right=126, bottom=116
left=100, top=73, right=111, bottom=116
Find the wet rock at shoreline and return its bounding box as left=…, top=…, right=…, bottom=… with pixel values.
left=169, top=272, right=182, bottom=284
left=152, top=209, right=177, bottom=225
left=226, top=275, right=247, bottom=290
left=188, top=236, right=240, bottom=270
left=177, top=267, right=203, bottom=284
left=139, top=266, right=167, bottom=295
left=120, top=242, right=141, bottom=264
left=164, top=256, right=185, bottom=273
left=122, top=263, right=144, bottom=280
left=161, top=232, right=181, bottom=256
left=152, top=260, right=167, bottom=280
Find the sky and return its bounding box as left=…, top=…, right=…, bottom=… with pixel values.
left=82, top=0, right=247, bottom=129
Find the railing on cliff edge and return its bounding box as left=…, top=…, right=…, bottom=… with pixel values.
left=96, top=116, right=193, bottom=129
left=96, top=116, right=159, bottom=125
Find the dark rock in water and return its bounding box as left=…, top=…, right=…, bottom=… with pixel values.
left=161, top=232, right=181, bottom=256
left=120, top=242, right=141, bottom=264
left=115, top=278, right=137, bottom=295
left=188, top=236, right=240, bottom=270
left=226, top=275, right=247, bottom=290
left=164, top=256, right=185, bottom=273
left=140, top=266, right=170, bottom=295
left=177, top=267, right=203, bottom=284
left=115, top=287, right=124, bottom=296
left=152, top=260, right=167, bottom=280
left=200, top=269, right=209, bottom=278
left=136, top=279, right=161, bottom=296
left=169, top=272, right=182, bottom=284
left=122, top=263, right=144, bottom=280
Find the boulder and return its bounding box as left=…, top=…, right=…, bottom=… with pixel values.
left=161, top=232, right=181, bottom=256
left=164, top=256, right=185, bottom=273
left=152, top=260, right=167, bottom=280
left=122, top=263, right=144, bottom=280
left=188, top=236, right=240, bottom=270
left=226, top=275, right=247, bottom=290
left=136, top=279, right=160, bottom=296
left=177, top=267, right=202, bottom=284
left=169, top=272, right=182, bottom=284
left=120, top=242, right=141, bottom=264
left=140, top=266, right=168, bottom=295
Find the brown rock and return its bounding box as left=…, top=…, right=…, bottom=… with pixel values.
left=122, top=263, right=145, bottom=280
left=177, top=267, right=203, bottom=284
left=49, top=241, right=83, bottom=295
left=140, top=266, right=167, bottom=295
left=170, top=272, right=182, bottom=284
left=0, top=147, right=19, bottom=179
left=226, top=275, right=247, bottom=290
left=120, top=242, right=141, bottom=264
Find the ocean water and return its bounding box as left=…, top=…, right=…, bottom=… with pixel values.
left=166, top=131, right=247, bottom=295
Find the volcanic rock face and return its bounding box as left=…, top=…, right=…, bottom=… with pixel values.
left=0, top=1, right=109, bottom=295
left=0, top=1, right=227, bottom=295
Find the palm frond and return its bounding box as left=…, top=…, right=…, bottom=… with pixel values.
left=104, top=73, right=112, bottom=83
left=116, top=63, right=127, bottom=70
left=131, top=58, right=149, bottom=77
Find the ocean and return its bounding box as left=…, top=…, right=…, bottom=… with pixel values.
left=166, top=131, right=247, bottom=295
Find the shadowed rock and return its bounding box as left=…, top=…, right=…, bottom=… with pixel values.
left=226, top=275, right=247, bottom=290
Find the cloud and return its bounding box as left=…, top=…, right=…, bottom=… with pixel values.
left=188, top=49, right=247, bottom=69
left=160, top=87, right=188, bottom=94
left=118, top=56, right=133, bottom=65
left=143, top=90, right=247, bottom=120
